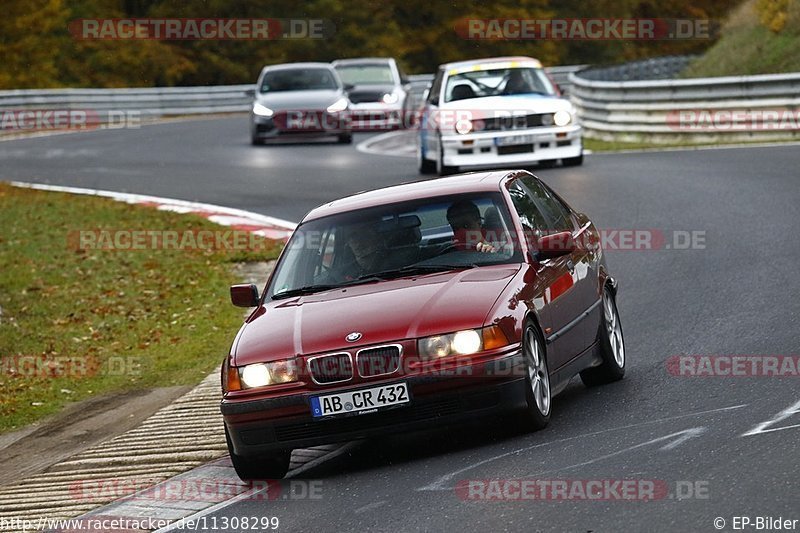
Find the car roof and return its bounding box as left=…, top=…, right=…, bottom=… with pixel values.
left=261, top=62, right=335, bottom=72
left=439, top=56, right=543, bottom=73
left=332, top=58, right=394, bottom=66
left=303, top=171, right=520, bottom=221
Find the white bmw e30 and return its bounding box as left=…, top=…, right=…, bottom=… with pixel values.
left=417, top=56, right=583, bottom=175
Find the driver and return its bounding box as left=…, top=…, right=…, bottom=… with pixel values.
left=503, top=70, right=533, bottom=95
left=345, top=221, right=387, bottom=273
left=446, top=200, right=497, bottom=253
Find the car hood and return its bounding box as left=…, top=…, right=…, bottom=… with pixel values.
left=440, top=95, right=571, bottom=114
left=255, top=89, right=344, bottom=112
left=233, top=265, right=520, bottom=366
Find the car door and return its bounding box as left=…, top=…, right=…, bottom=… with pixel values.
left=508, top=178, right=594, bottom=370
left=521, top=176, right=600, bottom=355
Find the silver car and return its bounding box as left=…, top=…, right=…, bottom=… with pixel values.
left=248, top=62, right=353, bottom=145
left=332, top=58, right=408, bottom=130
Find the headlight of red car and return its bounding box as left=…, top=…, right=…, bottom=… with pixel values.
left=418, top=325, right=509, bottom=359
left=226, top=359, right=299, bottom=391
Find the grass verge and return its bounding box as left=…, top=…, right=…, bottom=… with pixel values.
left=682, top=0, right=800, bottom=77
left=0, top=182, right=281, bottom=433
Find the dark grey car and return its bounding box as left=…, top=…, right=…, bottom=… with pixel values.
left=248, top=62, right=353, bottom=145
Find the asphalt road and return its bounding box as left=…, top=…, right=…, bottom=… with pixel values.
left=2, top=117, right=799, bottom=532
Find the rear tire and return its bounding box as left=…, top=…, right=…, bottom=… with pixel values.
left=337, top=133, right=353, bottom=144
left=562, top=153, right=584, bottom=166
left=518, top=323, right=551, bottom=431
left=580, top=285, right=625, bottom=387
left=251, top=135, right=263, bottom=146
left=226, top=427, right=291, bottom=480
left=538, top=159, right=558, bottom=169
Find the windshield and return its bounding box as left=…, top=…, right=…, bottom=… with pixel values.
left=267, top=193, right=522, bottom=299
left=260, top=68, right=338, bottom=93
left=335, top=64, right=395, bottom=85
left=444, top=67, right=556, bottom=102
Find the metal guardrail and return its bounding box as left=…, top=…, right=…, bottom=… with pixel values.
left=0, top=85, right=253, bottom=124
left=0, top=65, right=587, bottom=130
left=570, top=58, right=800, bottom=143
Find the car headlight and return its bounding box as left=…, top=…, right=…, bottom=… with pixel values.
left=553, top=110, right=572, bottom=127
left=238, top=359, right=299, bottom=389
left=455, top=119, right=473, bottom=135
left=418, top=325, right=510, bottom=359
left=382, top=92, right=399, bottom=105
left=326, top=98, right=349, bottom=113
left=253, top=103, right=274, bottom=117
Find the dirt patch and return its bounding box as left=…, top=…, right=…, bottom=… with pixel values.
left=0, top=385, right=189, bottom=486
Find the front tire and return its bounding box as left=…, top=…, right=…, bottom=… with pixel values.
left=418, top=144, right=436, bottom=174
left=436, top=143, right=458, bottom=176
left=580, top=285, right=625, bottom=387
left=337, top=133, right=353, bottom=144
left=226, top=427, right=291, bottom=480
left=518, top=323, right=551, bottom=431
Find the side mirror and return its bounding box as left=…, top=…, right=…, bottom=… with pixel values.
left=343, top=83, right=355, bottom=92
left=422, top=88, right=430, bottom=102
left=244, top=88, right=256, bottom=98
left=537, top=231, right=575, bottom=260
left=230, top=283, right=260, bottom=307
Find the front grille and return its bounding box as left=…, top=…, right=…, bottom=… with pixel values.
left=348, top=91, right=386, bottom=104
left=357, top=345, right=401, bottom=377
left=478, top=113, right=552, bottom=132
left=307, top=353, right=353, bottom=384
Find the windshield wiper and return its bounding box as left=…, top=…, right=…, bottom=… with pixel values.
left=271, top=284, right=343, bottom=300
left=356, top=264, right=476, bottom=281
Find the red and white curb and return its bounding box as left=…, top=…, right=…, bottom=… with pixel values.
left=9, top=182, right=297, bottom=242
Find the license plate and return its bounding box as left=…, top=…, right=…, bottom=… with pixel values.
left=310, top=383, right=410, bottom=418
left=495, top=134, right=535, bottom=146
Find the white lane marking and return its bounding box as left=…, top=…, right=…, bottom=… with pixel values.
left=10, top=181, right=297, bottom=230
left=355, top=130, right=416, bottom=158
left=741, top=399, right=800, bottom=436
left=354, top=500, right=388, bottom=514
left=153, top=442, right=360, bottom=533
left=659, top=427, right=707, bottom=450
left=418, top=403, right=745, bottom=492
left=527, top=427, right=707, bottom=478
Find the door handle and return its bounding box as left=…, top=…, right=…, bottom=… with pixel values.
left=566, top=259, right=575, bottom=273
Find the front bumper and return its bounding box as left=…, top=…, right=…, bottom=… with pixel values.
left=251, top=113, right=351, bottom=139
left=442, top=125, right=582, bottom=168
left=348, top=103, right=403, bottom=130
left=223, top=350, right=526, bottom=456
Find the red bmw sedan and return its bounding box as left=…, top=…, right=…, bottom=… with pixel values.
left=222, top=170, right=625, bottom=480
